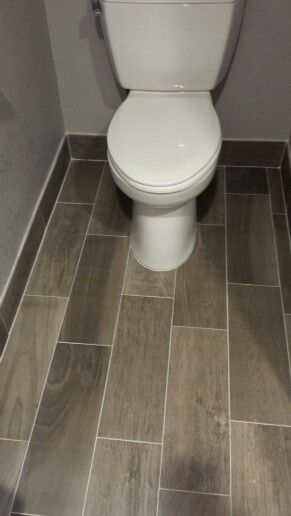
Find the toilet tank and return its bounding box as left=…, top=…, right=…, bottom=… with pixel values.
left=100, top=0, right=245, bottom=91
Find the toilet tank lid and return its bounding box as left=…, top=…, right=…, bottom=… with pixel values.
left=102, top=0, right=239, bottom=4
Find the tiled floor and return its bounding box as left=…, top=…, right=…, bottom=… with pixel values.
left=1, top=157, right=291, bottom=516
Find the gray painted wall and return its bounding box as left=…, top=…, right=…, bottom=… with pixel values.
left=0, top=0, right=64, bottom=300
left=45, top=0, right=291, bottom=140
left=44, top=0, right=122, bottom=135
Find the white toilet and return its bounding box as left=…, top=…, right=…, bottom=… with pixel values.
left=98, top=0, right=245, bottom=271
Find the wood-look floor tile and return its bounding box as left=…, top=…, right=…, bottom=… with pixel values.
left=84, top=439, right=160, bottom=516
left=226, top=166, right=268, bottom=194
left=58, top=160, right=103, bottom=204
left=161, top=327, right=229, bottom=493
left=123, top=251, right=175, bottom=297
left=99, top=296, right=172, bottom=442
left=0, top=439, right=27, bottom=516
left=14, top=343, right=110, bottom=516
left=60, top=235, right=128, bottom=345
left=174, top=225, right=226, bottom=329
left=27, top=203, right=91, bottom=296
left=273, top=214, right=291, bottom=312
left=0, top=296, right=66, bottom=440
left=158, top=490, right=230, bottom=516
left=227, top=194, right=278, bottom=285
left=284, top=314, right=291, bottom=360
left=197, top=167, right=225, bottom=225
left=267, top=168, right=285, bottom=214
left=232, top=422, right=291, bottom=516
left=68, top=134, right=107, bottom=160
left=88, top=163, right=132, bottom=236
left=219, top=140, right=285, bottom=168
left=229, top=284, right=291, bottom=425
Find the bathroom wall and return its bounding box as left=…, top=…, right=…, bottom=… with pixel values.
left=44, top=0, right=122, bottom=135
left=45, top=0, right=291, bottom=141
left=0, top=0, right=64, bottom=300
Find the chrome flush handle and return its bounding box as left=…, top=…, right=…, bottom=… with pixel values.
left=92, top=0, right=101, bottom=16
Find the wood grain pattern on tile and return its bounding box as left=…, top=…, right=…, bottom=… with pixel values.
left=27, top=203, right=91, bottom=297
left=58, top=160, right=103, bottom=204
left=197, top=167, right=225, bottom=225
left=267, top=168, right=285, bottom=214
left=273, top=214, right=291, bottom=313
left=0, top=296, right=66, bottom=440
left=123, top=251, right=175, bottom=297
left=0, top=439, right=27, bottom=516
left=174, top=225, right=226, bottom=329
left=60, top=235, right=128, bottom=345
left=232, top=422, right=291, bottom=516
left=229, top=284, right=291, bottom=425
left=99, top=295, right=172, bottom=442
left=14, top=343, right=110, bottom=516
left=227, top=194, right=278, bottom=285
left=68, top=134, right=107, bottom=160
left=158, top=490, right=230, bottom=516
left=88, top=164, right=132, bottom=236
left=161, top=327, right=229, bottom=493
left=226, top=166, right=268, bottom=194
left=84, top=439, right=160, bottom=516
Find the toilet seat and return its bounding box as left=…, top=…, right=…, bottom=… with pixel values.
left=107, top=90, right=221, bottom=194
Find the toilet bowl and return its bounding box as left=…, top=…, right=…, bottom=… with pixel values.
left=107, top=90, right=221, bottom=271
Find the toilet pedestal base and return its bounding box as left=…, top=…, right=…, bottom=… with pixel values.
left=130, top=199, right=197, bottom=271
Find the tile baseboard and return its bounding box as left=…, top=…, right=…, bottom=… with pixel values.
left=0, top=137, right=70, bottom=359
left=219, top=140, right=285, bottom=168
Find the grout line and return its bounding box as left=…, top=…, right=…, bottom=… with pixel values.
left=123, top=293, right=174, bottom=300
left=279, top=142, right=287, bottom=169
left=224, top=167, right=233, bottom=514
left=231, top=419, right=291, bottom=428
left=197, top=222, right=225, bottom=227
left=228, top=282, right=279, bottom=288
left=159, top=487, right=230, bottom=498
left=267, top=190, right=291, bottom=382
left=57, top=340, right=111, bottom=348
left=67, top=134, right=72, bottom=158
left=56, top=201, right=94, bottom=206
left=70, top=157, right=107, bottom=163
left=0, top=437, right=28, bottom=443
left=81, top=243, right=131, bottom=516
left=173, top=324, right=227, bottom=332
left=97, top=436, right=162, bottom=446
left=11, top=512, right=46, bottom=516
left=86, top=233, right=128, bottom=238
left=24, top=294, right=68, bottom=300
left=226, top=192, right=268, bottom=197
left=9, top=162, right=107, bottom=512
left=278, top=160, right=291, bottom=250
left=155, top=268, right=177, bottom=516
left=220, top=163, right=282, bottom=169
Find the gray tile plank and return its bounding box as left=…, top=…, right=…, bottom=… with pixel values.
left=60, top=235, right=128, bottom=345
left=226, top=166, right=268, bottom=194
left=267, top=168, right=285, bottom=214
left=229, top=284, right=291, bottom=425
left=84, top=439, right=160, bottom=516
left=88, top=163, right=132, bottom=236
left=99, top=295, right=172, bottom=442
left=58, top=160, right=103, bottom=204
left=174, top=225, right=226, bottom=329
left=27, top=203, right=92, bottom=297
left=0, top=296, right=66, bottom=440
left=158, top=490, right=230, bottom=516
left=0, top=209, right=46, bottom=330
left=0, top=439, right=27, bottom=516
left=14, top=343, right=110, bottom=516
left=197, top=167, right=225, bottom=225
left=123, top=251, right=175, bottom=297
left=68, top=134, right=107, bottom=160
left=232, top=422, right=291, bottom=516
left=227, top=194, right=278, bottom=285
left=161, top=327, right=229, bottom=493
left=273, top=214, right=291, bottom=312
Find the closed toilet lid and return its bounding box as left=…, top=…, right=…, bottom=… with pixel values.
left=107, top=91, right=221, bottom=189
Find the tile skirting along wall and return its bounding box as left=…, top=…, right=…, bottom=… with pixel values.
left=0, top=135, right=290, bottom=358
